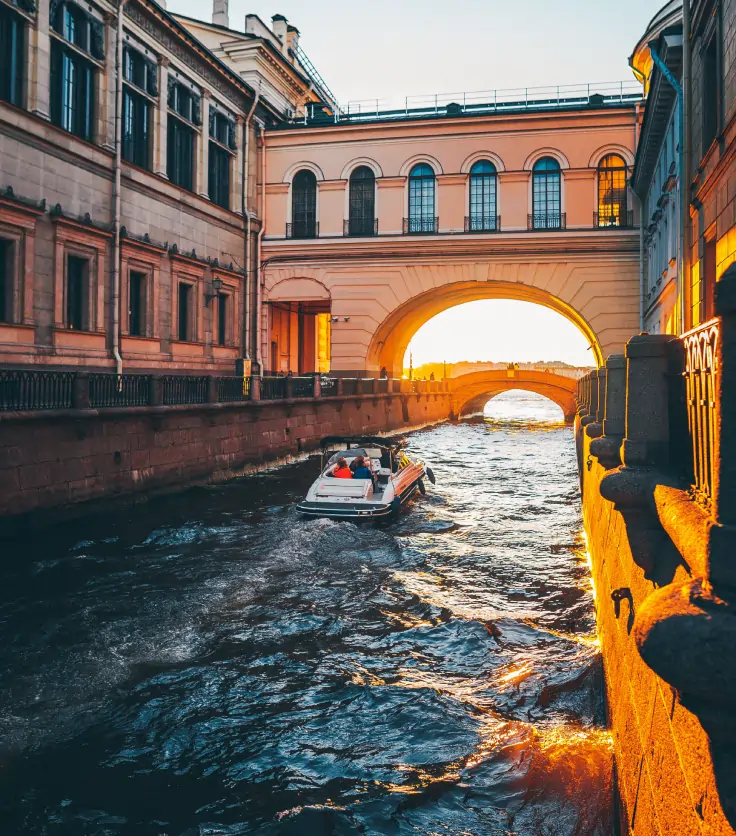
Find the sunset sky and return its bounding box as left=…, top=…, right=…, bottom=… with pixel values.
left=168, top=0, right=661, bottom=364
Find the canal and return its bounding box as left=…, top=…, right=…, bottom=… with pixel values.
left=0, top=391, right=613, bottom=835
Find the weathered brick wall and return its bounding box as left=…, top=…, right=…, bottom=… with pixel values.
left=580, top=428, right=734, bottom=835
left=0, top=393, right=451, bottom=519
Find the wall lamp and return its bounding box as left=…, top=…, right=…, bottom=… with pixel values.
left=329, top=316, right=351, bottom=323
left=205, top=277, right=223, bottom=303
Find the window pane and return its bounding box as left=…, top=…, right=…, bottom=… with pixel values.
left=408, top=164, right=435, bottom=232
left=66, top=256, right=87, bottom=330
left=129, top=271, right=146, bottom=336
left=469, top=161, right=497, bottom=231
left=597, top=155, right=627, bottom=226
left=51, top=40, right=95, bottom=141
left=532, top=158, right=561, bottom=228
left=208, top=142, right=231, bottom=210
left=348, top=166, right=375, bottom=235
left=0, top=7, right=24, bottom=107
left=292, top=170, right=317, bottom=238
left=123, top=88, right=150, bottom=169
left=178, top=283, right=190, bottom=341
left=217, top=293, right=227, bottom=346
left=0, top=239, right=12, bottom=323
left=168, top=116, right=194, bottom=191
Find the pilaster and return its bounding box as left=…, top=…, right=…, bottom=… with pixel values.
left=29, top=0, right=51, bottom=121
left=154, top=58, right=169, bottom=179
left=197, top=92, right=210, bottom=200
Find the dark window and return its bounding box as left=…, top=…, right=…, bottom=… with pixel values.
left=291, top=169, right=317, bottom=238
left=703, top=235, right=716, bottom=322
left=348, top=166, right=375, bottom=235
left=0, top=239, right=13, bottom=323
left=217, top=293, right=227, bottom=346
left=532, top=157, right=561, bottom=229
left=208, top=111, right=235, bottom=210
left=167, top=81, right=199, bottom=191
left=128, top=270, right=146, bottom=336
left=178, top=282, right=192, bottom=341
left=168, top=115, right=194, bottom=191
left=597, top=154, right=628, bottom=227
left=0, top=3, right=24, bottom=107
left=702, top=34, right=720, bottom=153
left=469, top=160, right=497, bottom=231
left=50, top=4, right=96, bottom=142
left=66, top=255, right=87, bottom=330
left=408, top=163, right=435, bottom=233
left=122, top=47, right=152, bottom=169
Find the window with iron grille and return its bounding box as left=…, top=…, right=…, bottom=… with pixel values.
left=66, top=255, right=88, bottom=330
left=167, top=80, right=198, bottom=191
left=0, top=3, right=24, bottom=107
left=408, top=163, right=435, bottom=233
left=178, top=282, right=192, bottom=341
left=208, top=111, right=234, bottom=210
left=128, top=270, right=146, bottom=336
left=217, top=292, right=228, bottom=346
left=348, top=166, right=375, bottom=235
left=597, top=154, right=628, bottom=227
left=50, top=4, right=97, bottom=142
left=291, top=169, right=317, bottom=238
left=469, top=160, right=497, bottom=231
left=0, top=239, right=13, bottom=324
left=122, top=46, right=155, bottom=169
left=532, top=157, right=561, bottom=228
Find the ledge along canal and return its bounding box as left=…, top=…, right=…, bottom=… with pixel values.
left=0, top=391, right=613, bottom=835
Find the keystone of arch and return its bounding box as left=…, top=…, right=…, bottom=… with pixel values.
left=522, top=147, right=571, bottom=171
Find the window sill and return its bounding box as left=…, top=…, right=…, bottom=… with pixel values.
left=171, top=341, right=205, bottom=358
left=121, top=335, right=161, bottom=354
left=52, top=329, right=106, bottom=350
left=0, top=322, right=35, bottom=345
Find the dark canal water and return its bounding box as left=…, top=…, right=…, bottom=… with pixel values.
left=0, top=391, right=613, bottom=835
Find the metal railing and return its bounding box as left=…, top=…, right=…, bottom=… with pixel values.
left=260, top=376, right=288, bottom=400
left=305, top=80, right=642, bottom=125
left=343, top=218, right=378, bottom=237
left=320, top=375, right=338, bottom=396
left=682, top=319, right=719, bottom=508
left=217, top=375, right=251, bottom=402
left=342, top=378, right=358, bottom=396
left=528, top=213, right=567, bottom=231
left=161, top=375, right=209, bottom=405
left=0, top=369, right=75, bottom=410
left=285, top=222, right=319, bottom=240
left=594, top=210, right=635, bottom=229
left=403, top=216, right=439, bottom=235
left=291, top=376, right=315, bottom=398
left=464, top=215, right=501, bottom=233
left=89, top=374, right=150, bottom=408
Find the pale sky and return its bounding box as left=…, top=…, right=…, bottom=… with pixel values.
left=404, top=300, right=595, bottom=366
left=168, top=0, right=662, bottom=364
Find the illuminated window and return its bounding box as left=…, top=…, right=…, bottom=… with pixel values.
left=291, top=169, right=317, bottom=238
left=531, top=157, right=561, bottom=229
left=597, top=155, right=628, bottom=227
left=468, top=160, right=497, bottom=231
left=347, top=166, right=375, bottom=236
left=407, top=163, right=436, bottom=233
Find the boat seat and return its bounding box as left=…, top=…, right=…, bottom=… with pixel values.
left=315, top=479, right=373, bottom=499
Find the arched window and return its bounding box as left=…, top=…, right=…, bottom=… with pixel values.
left=290, top=169, right=317, bottom=239
left=406, top=163, right=436, bottom=234
left=468, top=160, right=498, bottom=232
left=531, top=157, right=563, bottom=230
left=597, top=154, right=629, bottom=228
left=347, top=166, right=376, bottom=236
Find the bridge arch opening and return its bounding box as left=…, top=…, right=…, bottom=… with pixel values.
left=461, top=389, right=569, bottom=423
left=368, top=283, right=602, bottom=377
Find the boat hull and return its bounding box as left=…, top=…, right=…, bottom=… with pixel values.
left=297, top=475, right=422, bottom=521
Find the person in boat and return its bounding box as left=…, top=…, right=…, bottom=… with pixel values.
left=332, top=458, right=352, bottom=478
left=351, top=455, right=373, bottom=483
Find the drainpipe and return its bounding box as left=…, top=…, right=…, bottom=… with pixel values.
left=682, top=0, right=691, bottom=334
left=111, top=0, right=128, bottom=377
left=649, top=40, right=685, bottom=334
left=255, top=121, right=266, bottom=372
left=241, top=89, right=260, bottom=361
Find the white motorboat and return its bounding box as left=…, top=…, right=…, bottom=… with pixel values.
left=297, top=436, right=435, bottom=521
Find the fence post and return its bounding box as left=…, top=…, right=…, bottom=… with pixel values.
left=72, top=372, right=90, bottom=410
left=585, top=368, right=607, bottom=438
left=313, top=375, right=321, bottom=398
left=621, top=334, right=678, bottom=469
left=148, top=374, right=163, bottom=406
left=371, top=377, right=377, bottom=395
left=581, top=370, right=598, bottom=426
left=249, top=375, right=261, bottom=401
left=590, top=355, right=626, bottom=468
left=336, top=377, right=344, bottom=396
left=207, top=375, right=219, bottom=404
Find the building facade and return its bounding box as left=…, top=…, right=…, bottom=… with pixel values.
left=261, top=92, right=643, bottom=376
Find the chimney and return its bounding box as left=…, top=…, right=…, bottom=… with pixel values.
left=212, top=0, right=228, bottom=28
left=271, top=14, right=288, bottom=53
left=286, top=24, right=299, bottom=53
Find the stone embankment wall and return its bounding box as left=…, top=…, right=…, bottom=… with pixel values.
left=577, top=271, right=736, bottom=835
left=0, top=392, right=451, bottom=520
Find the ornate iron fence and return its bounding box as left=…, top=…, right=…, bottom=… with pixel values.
left=291, top=376, right=315, bottom=398
left=344, top=218, right=378, bottom=236
left=161, top=375, right=209, bottom=405
left=682, top=319, right=719, bottom=508
left=403, top=217, right=439, bottom=234
left=217, top=376, right=251, bottom=402
left=285, top=222, right=319, bottom=240
left=528, top=213, right=566, bottom=231
left=593, top=210, right=634, bottom=229
left=260, top=376, right=288, bottom=400
left=0, top=369, right=75, bottom=410
left=464, top=215, right=501, bottom=233
left=89, top=374, right=150, bottom=408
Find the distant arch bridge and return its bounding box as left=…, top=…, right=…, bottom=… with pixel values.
left=450, top=368, right=579, bottom=422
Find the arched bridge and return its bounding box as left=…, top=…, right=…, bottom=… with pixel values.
left=450, top=368, right=579, bottom=422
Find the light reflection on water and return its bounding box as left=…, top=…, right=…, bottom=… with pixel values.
left=0, top=390, right=612, bottom=835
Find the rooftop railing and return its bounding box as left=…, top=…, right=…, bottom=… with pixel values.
left=297, top=80, right=643, bottom=126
